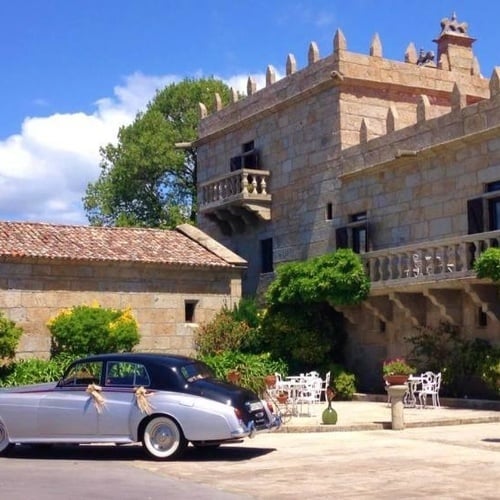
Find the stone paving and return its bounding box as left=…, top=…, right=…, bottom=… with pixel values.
left=133, top=400, right=500, bottom=499
left=281, top=398, right=500, bottom=432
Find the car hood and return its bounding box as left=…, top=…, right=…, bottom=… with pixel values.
left=0, top=381, right=58, bottom=393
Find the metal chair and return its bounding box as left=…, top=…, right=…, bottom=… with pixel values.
left=417, top=371, right=441, bottom=408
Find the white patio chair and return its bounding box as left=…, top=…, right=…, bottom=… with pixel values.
left=320, top=371, right=331, bottom=401
left=404, top=254, right=423, bottom=277
left=417, top=371, right=441, bottom=408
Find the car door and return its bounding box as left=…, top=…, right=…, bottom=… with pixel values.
left=37, top=361, right=102, bottom=438
left=98, top=361, right=152, bottom=438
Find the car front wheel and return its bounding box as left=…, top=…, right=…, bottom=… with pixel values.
left=0, top=421, right=13, bottom=455
left=142, top=416, right=187, bottom=460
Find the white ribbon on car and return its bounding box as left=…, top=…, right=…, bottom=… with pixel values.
left=86, top=383, right=106, bottom=413
left=134, top=386, right=154, bottom=415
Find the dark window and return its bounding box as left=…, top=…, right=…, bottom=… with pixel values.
left=486, top=181, right=500, bottom=192
left=326, top=203, right=333, bottom=220
left=336, top=227, right=349, bottom=249
left=230, top=155, right=243, bottom=171
left=352, top=212, right=369, bottom=253
left=489, top=197, right=500, bottom=230
left=185, top=300, right=198, bottom=322
left=478, top=308, right=488, bottom=327
left=242, top=140, right=254, bottom=153
left=336, top=212, right=368, bottom=253
left=230, top=141, right=260, bottom=171
left=261, top=238, right=273, bottom=273
left=467, top=198, right=484, bottom=234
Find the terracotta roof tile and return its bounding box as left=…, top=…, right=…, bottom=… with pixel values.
left=0, top=222, right=234, bottom=268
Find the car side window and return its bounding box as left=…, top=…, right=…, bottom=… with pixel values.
left=60, top=362, right=102, bottom=386
left=105, top=361, right=151, bottom=387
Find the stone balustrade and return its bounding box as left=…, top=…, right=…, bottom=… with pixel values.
left=199, top=168, right=271, bottom=208
left=363, top=230, right=500, bottom=285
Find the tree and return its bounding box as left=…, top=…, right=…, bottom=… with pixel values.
left=84, top=78, right=231, bottom=227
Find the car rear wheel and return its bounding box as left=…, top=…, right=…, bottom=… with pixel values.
left=0, top=421, right=13, bottom=455
left=142, top=416, right=187, bottom=460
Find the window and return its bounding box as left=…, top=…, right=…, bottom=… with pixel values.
left=336, top=212, right=369, bottom=253
left=261, top=238, right=273, bottom=273
left=467, top=181, right=500, bottom=233
left=242, top=140, right=254, bottom=153
left=230, top=140, right=260, bottom=171
left=326, top=203, right=333, bottom=221
left=60, top=362, right=102, bottom=386
left=185, top=300, right=198, bottom=322
left=105, top=362, right=150, bottom=387
left=478, top=308, right=488, bottom=327
left=351, top=212, right=368, bottom=254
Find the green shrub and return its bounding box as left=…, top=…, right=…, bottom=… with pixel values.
left=194, top=307, right=251, bottom=356
left=266, top=249, right=370, bottom=307
left=48, top=304, right=140, bottom=356
left=199, top=351, right=287, bottom=396
left=0, top=354, right=76, bottom=388
left=0, top=312, right=23, bottom=360
left=474, top=247, right=500, bottom=282
left=259, top=303, right=346, bottom=375
left=407, top=322, right=500, bottom=398
left=330, top=364, right=357, bottom=400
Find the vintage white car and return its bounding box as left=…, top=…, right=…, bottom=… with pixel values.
left=0, top=352, right=280, bottom=459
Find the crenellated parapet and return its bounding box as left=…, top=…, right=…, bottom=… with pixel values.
left=341, top=66, right=500, bottom=178
left=197, top=13, right=489, bottom=142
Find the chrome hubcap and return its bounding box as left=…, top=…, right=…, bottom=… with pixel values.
left=152, top=424, right=174, bottom=451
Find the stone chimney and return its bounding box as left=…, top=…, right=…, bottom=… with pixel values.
left=434, top=13, right=476, bottom=75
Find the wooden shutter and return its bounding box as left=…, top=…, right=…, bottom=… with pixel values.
left=467, top=198, right=484, bottom=234
left=336, top=227, right=348, bottom=249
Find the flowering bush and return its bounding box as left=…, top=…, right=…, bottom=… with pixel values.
left=382, top=358, right=415, bottom=376
left=48, top=304, right=140, bottom=356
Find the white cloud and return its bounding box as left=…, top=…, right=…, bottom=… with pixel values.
left=0, top=71, right=274, bottom=226
left=0, top=72, right=179, bottom=225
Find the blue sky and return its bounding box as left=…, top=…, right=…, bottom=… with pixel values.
left=1, top=1, right=498, bottom=225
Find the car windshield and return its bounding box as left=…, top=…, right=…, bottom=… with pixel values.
left=180, top=361, right=214, bottom=382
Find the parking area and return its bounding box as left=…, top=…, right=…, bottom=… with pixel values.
left=1, top=400, right=499, bottom=499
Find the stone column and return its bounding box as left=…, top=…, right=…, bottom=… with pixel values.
left=386, top=385, right=407, bottom=430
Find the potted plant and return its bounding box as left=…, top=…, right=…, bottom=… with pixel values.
left=382, top=358, right=415, bottom=385
left=276, top=391, right=289, bottom=404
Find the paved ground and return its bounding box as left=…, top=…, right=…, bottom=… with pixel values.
left=130, top=400, right=500, bottom=499
left=2, top=399, right=499, bottom=499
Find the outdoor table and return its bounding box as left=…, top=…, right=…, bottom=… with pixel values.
left=403, top=375, right=423, bottom=407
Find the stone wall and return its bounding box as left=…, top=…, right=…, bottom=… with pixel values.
left=0, top=258, right=242, bottom=358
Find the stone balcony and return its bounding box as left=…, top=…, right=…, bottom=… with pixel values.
left=199, top=169, right=271, bottom=233
left=339, top=230, right=500, bottom=327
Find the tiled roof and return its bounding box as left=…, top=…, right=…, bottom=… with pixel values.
left=0, top=222, right=238, bottom=268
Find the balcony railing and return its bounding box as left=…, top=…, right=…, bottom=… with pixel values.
left=363, top=230, right=500, bottom=287
left=199, top=168, right=271, bottom=223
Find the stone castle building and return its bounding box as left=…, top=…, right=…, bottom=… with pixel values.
left=195, top=14, right=500, bottom=390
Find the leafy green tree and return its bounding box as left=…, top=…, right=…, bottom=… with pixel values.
left=84, top=78, right=231, bottom=227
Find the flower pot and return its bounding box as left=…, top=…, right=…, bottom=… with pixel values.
left=384, top=374, right=409, bottom=385
left=276, top=393, right=288, bottom=404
